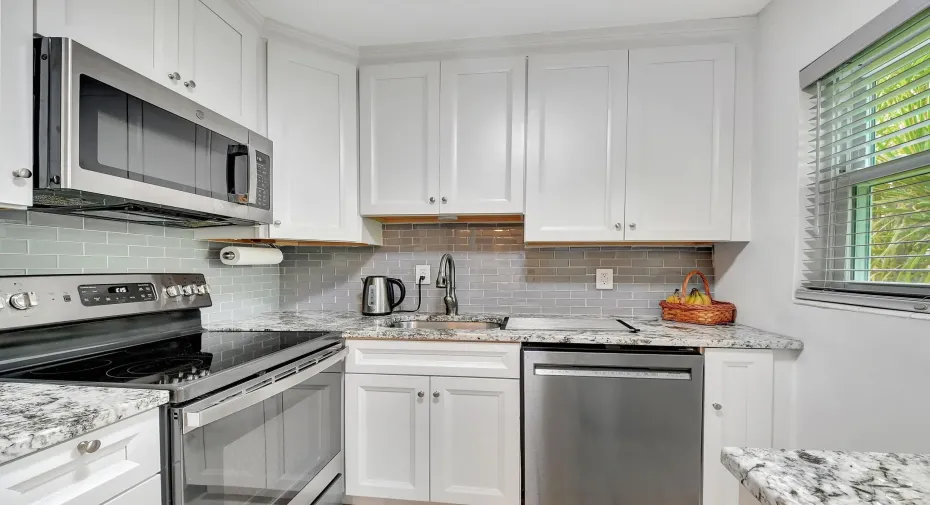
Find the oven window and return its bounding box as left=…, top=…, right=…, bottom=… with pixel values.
left=179, top=366, right=342, bottom=505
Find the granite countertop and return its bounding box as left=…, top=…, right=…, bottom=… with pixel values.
left=0, top=383, right=169, bottom=465
left=722, top=447, right=930, bottom=505
left=206, top=311, right=803, bottom=350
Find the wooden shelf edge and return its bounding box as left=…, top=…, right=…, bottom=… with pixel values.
left=205, top=238, right=378, bottom=247
left=367, top=214, right=524, bottom=224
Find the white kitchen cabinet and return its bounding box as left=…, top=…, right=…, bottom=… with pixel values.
left=0, top=0, right=34, bottom=209
left=36, top=0, right=259, bottom=129
left=267, top=40, right=380, bottom=244
left=360, top=62, right=441, bottom=216
left=625, top=44, right=736, bottom=241
left=430, top=377, right=521, bottom=505
left=703, top=349, right=774, bottom=505
left=178, top=0, right=259, bottom=128
left=524, top=51, right=629, bottom=242
left=346, top=373, right=431, bottom=502
left=36, top=0, right=178, bottom=86
left=439, top=58, right=526, bottom=215
left=0, top=409, right=162, bottom=505
left=102, top=475, right=162, bottom=505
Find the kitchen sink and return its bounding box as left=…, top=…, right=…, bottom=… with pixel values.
left=389, top=320, right=502, bottom=330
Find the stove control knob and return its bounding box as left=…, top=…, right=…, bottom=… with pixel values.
left=198, top=370, right=210, bottom=378
left=185, top=374, right=198, bottom=382
left=203, top=284, right=211, bottom=295
left=9, top=292, right=38, bottom=310
left=194, top=285, right=206, bottom=295
left=181, top=285, right=195, bottom=296
left=165, top=285, right=181, bottom=298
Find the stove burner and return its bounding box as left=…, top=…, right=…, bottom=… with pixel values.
left=106, top=357, right=207, bottom=380
left=28, top=358, right=114, bottom=377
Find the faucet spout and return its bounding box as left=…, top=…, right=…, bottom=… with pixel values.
left=436, top=254, right=458, bottom=315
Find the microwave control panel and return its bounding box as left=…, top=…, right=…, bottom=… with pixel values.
left=255, top=151, right=271, bottom=210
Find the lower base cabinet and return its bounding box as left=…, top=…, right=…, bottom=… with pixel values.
left=345, top=373, right=521, bottom=505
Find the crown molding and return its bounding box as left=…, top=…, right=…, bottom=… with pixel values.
left=359, top=16, right=757, bottom=63
left=230, top=0, right=265, bottom=29
left=264, top=18, right=360, bottom=60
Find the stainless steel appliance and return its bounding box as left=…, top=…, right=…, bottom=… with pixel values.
left=0, top=274, right=344, bottom=505
left=361, top=276, right=406, bottom=316
left=523, top=344, right=703, bottom=505
left=32, top=37, right=273, bottom=228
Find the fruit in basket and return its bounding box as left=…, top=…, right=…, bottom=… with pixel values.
left=665, top=289, right=684, bottom=304
left=684, top=288, right=711, bottom=305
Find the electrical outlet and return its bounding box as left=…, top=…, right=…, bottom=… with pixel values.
left=415, top=265, right=431, bottom=285
left=595, top=268, right=613, bottom=290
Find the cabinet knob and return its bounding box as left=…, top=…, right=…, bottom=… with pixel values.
left=273, top=220, right=282, bottom=226
left=184, top=80, right=197, bottom=89
left=168, top=72, right=180, bottom=81
left=628, top=223, right=637, bottom=230
left=77, top=440, right=101, bottom=454
left=433, top=391, right=440, bottom=398
left=614, top=223, right=622, bottom=230
left=12, top=168, right=32, bottom=179
left=712, top=403, right=722, bottom=411
left=441, top=197, right=448, bottom=203
left=417, top=391, right=425, bottom=398
left=429, top=197, right=436, bottom=204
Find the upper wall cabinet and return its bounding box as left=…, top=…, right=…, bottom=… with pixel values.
left=625, top=44, right=736, bottom=241
left=266, top=40, right=380, bottom=244
left=525, top=51, right=629, bottom=242
left=36, top=0, right=259, bottom=130
left=524, top=44, right=739, bottom=243
left=360, top=58, right=526, bottom=216
left=0, top=0, right=34, bottom=209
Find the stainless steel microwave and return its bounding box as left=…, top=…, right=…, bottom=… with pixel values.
left=33, top=37, right=272, bottom=228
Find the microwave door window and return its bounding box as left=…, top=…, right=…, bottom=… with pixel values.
left=79, top=75, right=132, bottom=178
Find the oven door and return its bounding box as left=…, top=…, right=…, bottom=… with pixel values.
left=36, top=37, right=272, bottom=224
left=170, top=348, right=345, bottom=505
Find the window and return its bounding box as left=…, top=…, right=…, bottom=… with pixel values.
left=798, top=7, right=930, bottom=312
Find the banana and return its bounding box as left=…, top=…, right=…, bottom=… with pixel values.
left=686, top=288, right=701, bottom=305
left=665, top=289, right=683, bottom=304
left=699, top=292, right=712, bottom=305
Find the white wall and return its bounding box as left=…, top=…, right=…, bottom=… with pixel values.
left=715, top=0, right=930, bottom=453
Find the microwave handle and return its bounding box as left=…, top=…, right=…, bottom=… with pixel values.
left=181, top=348, right=347, bottom=434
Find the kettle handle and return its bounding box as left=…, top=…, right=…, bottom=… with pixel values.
left=388, top=278, right=406, bottom=310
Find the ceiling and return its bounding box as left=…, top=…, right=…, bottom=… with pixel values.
left=247, top=0, right=772, bottom=47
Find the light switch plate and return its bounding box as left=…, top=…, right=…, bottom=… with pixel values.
left=595, top=268, right=613, bottom=290
left=415, top=265, right=430, bottom=285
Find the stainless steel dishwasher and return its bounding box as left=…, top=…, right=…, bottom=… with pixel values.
left=523, top=344, right=704, bottom=505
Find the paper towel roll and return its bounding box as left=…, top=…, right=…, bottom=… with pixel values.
left=220, top=246, right=284, bottom=266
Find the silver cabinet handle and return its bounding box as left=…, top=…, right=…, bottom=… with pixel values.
left=77, top=440, right=101, bottom=454
left=713, top=403, right=722, bottom=411
left=433, top=391, right=440, bottom=398
left=168, top=72, right=180, bottom=81
left=441, top=197, right=448, bottom=203
left=614, top=223, right=622, bottom=230
left=184, top=80, right=196, bottom=89
left=12, top=168, right=32, bottom=179
left=273, top=220, right=282, bottom=226
left=417, top=391, right=425, bottom=398
left=628, top=223, right=637, bottom=230
left=429, top=197, right=436, bottom=204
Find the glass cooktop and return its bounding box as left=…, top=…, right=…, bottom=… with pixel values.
left=1, top=331, right=331, bottom=385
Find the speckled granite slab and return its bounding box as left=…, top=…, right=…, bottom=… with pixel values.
left=722, top=447, right=930, bottom=505
left=206, top=311, right=803, bottom=349
left=0, top=383, right=169, bottom=464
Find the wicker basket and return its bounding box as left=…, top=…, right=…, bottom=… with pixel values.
left=659, top=270, right=736, bottom=325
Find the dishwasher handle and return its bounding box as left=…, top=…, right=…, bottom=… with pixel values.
left=534, top=365, right=692, bottom=380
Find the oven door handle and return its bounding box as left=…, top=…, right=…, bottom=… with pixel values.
left=182, top=348, right=346, bottom=433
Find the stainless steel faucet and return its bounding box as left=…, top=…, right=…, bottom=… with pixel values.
left=436, top=254, right=458, bottom=315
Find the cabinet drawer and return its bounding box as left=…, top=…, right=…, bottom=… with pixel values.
left=346, top=340, right=521, bottom=379
left=102, top=474, right=161, bottom=505
left=0, top=409, right=161, bottom=505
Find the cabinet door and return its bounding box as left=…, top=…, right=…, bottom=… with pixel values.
left=360, top=62, right=441, bottom=216
left=525, top=51, right=628, bottom=242
left=430, top=377, right=521, bottom=505
left=439, top=58, right=526, bottom=215
left=178, top=0, right=258, bottom=128
left=0, top=410, right=161, bottom=505
left=345, top=374, right=430, bottom=501
left=101, top=475, right=161, bottom=505
left=703, top=349, right=774, bottom=505
left=35, top=0, right=178, bottom=88
left=625, top=44, right=736, bottom=241
left=0, top=0, right=34, bottom=208
left=268, top=41, right=364, bottom=241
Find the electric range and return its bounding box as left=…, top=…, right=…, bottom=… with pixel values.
left=0, top=273, right=346, bottom=505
